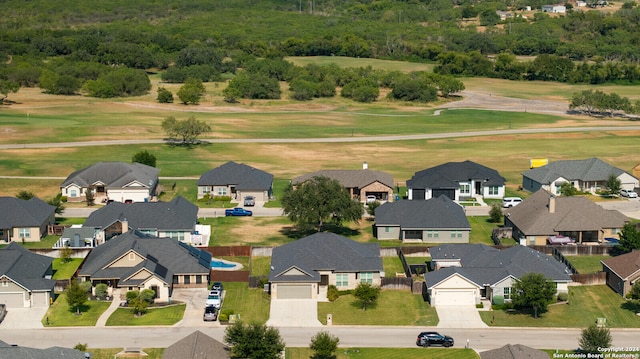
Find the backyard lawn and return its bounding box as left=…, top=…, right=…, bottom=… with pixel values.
left=317, top=289, right=437, bottom=326
left=43, top=293, right=111, bottom=327
left=566, top=255, right=610, bottom=274
left=105, top=304, right=185, bottom=326
left=52, top=258, right=83, bottom=280
left=480, top=285, right=640, bottom=328
left=286, top=347, right=478, bottom=359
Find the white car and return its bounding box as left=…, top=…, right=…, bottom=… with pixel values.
left=620, top=189, right=638, bottom=198
left=366, top=195, right=378, bottom=203
left=502, top=197, right=522, bottom=208
left=205, top=290, right=222, bottom=308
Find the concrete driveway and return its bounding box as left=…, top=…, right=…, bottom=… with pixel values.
left=170, top=288, right=213, bottom=327
left=436, top=306, right=487, bottom=328
left=266, top=299, right=322, bottom=327
left=0, top=307, right=48, bottom=329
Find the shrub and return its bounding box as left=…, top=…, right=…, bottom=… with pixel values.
left=327, top=285, right=339, bottom=302
left=95, top=283, right=108, bottom=299
left=214, top=195, right=232, bottom=202
left=126, top=290, right=140, bottom=303
left=557, top=292, right=568, bottom=302
left=222, top=309, right=234, bottom=317
left=79, top=281, right=92, bottom=293
left=492, top=295, right=504, bottom=305
left=60, top=196, right=68, bottom=202
left=141, top=289, right=155, bottom=304
left=476, top=302, right=484, bottom=309
left=218, top=313, right=229, bottom=322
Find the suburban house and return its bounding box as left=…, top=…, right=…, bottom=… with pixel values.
left=269, top=232, right=384, bottom=300
left=601, top=250, right=640, bottom=298
left=541, top=4, right=566, bottom=12
left=480, top=344, right=549, bottom=359
left=197, top=161, right=273, bottom=202
left=0, top=243, right=55, bottom=308
left=82, top=196, right=208, bottom=245
left=291, top=163, right=394, bottom=202
left=78, top=231, right=211, bottom=302
left=0, top=197, right=56, bottom=243
left=373, top=196, right=471, bottom=243
left=54, top=225, right=99, bottom=248
left=425, top=244, right=572, bottom=306
left=504, top=189, right=628, bottom=246
left=522, top=158, right=639, bottom=194
left=0, top=340, right=87, bottom=359
left=406, top=160, right=506, bottom=201
left=162, top=330, right=230, bottom=359
left=60, top=162, right=159, bottom=203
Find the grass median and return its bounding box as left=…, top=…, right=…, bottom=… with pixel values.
left=286, top=347, right=478, bottom=359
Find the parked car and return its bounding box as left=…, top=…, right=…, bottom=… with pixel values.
left=203, top=305, right=218, bottom=321
left=205, top=290, right=222, bottom=308
left=225, top=207, right=253, bottom=216
left=620, top=189, right=638, bottom=198
left=211, top=282, right=224, bottom=292
left=502, top=197, right=522, bottom=208
left=244, top=196, right=255, bottom=206
left=366, top=195, right=378, bottom=203
left=416, top=332, right=454, bottom=347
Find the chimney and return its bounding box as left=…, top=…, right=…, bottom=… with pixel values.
left=548, top=196, right=555, bottom=214
left=121, top=218, right=129, bottom=233
left=363, top=161, right=368, bottom=170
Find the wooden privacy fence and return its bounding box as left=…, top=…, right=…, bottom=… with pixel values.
left=203, top=246, right=251, bottom=257
left=571, top=272, right=606, bottom=285
left=210, top=270, right=250, bottom=282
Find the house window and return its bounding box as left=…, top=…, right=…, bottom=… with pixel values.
left=488, top=186, right=499, bottom=195
left=217, top=187, right=227, bottom=196
left=139, top=229, right=156, bottom=236
left=336, top=274, right=348, bottom=287
left=460, top=184, right=470, bottom=195
left=360, top=272, right=373, bottom=285
left=165, top=231, right=184, bottom=241
left=0, top=229, right=4, bottom=237
left=427, top=230, right=439, bottom=238
left=70, top=189, right=77, bottom=197
left=503, top=287, right=511, bottom=300
left=184, top=275, right=191, bottom=284
left=612, top=228, right=620, bottom=235
left=196, top=276, right=202, bottom=284
left=385, top=227, right=393, bottom=233
left=19, top=228, right=31, bottom=239
left=450, top=231, right=462, bottom=238
left=1, top=281, right=8, bottom=287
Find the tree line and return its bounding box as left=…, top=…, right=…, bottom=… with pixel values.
left=569, top=90, right=640, bottom=117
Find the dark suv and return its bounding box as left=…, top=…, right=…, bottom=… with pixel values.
left=416, top=332, right=454, bottom=347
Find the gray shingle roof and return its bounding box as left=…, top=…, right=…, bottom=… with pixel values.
left=162, top=330, right=230, bottom=359
left=427, top=244, right=572, bottom=287
left=0, top=197, right=55, bottom=228
left=375, top=196, right=470, bottom=229
left=407, top=160, right=505, bottom=189
left=0, top=340, right=87, bottom=359
left=78, top=231, right=210, bottom=284
left=522, top=157, right=632, bottom=184
left=197, top=161, right=273, bottom=191
left=83, top=196, right=197, bottom=231
left=505, top=189, right=628, bottom=236
left=292, top=169, right=394, bottom=189
left=60, top=162, right=159, bottom=189
left=269, top=232, right=383, bottom=283
left=0, top=242, right=55, bottom=292
left=480, top=344, right=549, bottom=359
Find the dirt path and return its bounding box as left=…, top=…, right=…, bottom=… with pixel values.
left=442, top=90, right=570, bottom=115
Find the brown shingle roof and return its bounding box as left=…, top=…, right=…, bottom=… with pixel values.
left=602, top=250, right=640, bottom=280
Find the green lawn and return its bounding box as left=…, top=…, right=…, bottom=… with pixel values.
left=86, top=348, right=163, bottom=359
left=105, top=304, right=185, bottom=326
left=480, top=285, right=640, bottom=328
left=566, top=255, right=610, bottom=274
left=317, top=290, right=437, bottom=326
left=286, top=347, right=478, bottom=359
left=219, top=282, right=271, bottom=324
left=20, top=235, right=60, bottom=249
left=467, top=216, right=503, bottom=245
left=250, top=256, right=272, bottom=276
left=43, top=293, right=111, bottom=327
left=383, top=257, right=406, bottom=277
left=52, top=258, right=83, bottom=280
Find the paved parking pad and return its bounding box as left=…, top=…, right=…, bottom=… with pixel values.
left=266, top=299, right=322, bottom=327
left=436, top=306, right=487, bottom=328
left=0, top=307, right=47, bottom=329
left=170, top=288, right=212, bottom=327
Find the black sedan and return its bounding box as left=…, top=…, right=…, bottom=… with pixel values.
left=416, top=331, right=454, bottom=347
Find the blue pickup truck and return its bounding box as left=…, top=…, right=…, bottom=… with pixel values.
left=225, top=207, right=253, bottom=216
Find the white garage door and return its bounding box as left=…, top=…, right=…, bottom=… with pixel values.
left=277, top=284, right=312, bottom=299
left=0, top=293, right=25, bottom=308
left=32, top=292, right=49, bottom=307
left=435, top=290, right=475, bottom=306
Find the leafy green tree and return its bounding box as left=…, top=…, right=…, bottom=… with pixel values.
left=366, top=200, right=381, bottom=217
left=83, top=68, right=150, bottom=98
left=132, top=150, right=157, bottom=167
left=47, top=193, right=65, bottom=215
left=479, top=9, right=500, bottom=26
left=16, top=190, right=35, bottom=200
left=341, top=79, right=379, bottom=103
left=310, top=331, right=340, bottom=359
left=224, top=322, right=285, bottom=359
left=388, top=78, right=437, bottom=102
left=353, top=282, right=381, bottom=311
left=66, top=279, right=88, bottom=315
left=282, top=176, right=364, bottom=232
left=156, top=87, right=173, bottom=103
left=627, top=281, right=640, bottom=301
left=606, top=174, right=621, bottom=196
left=126, top=290, right=149, bottom=316
left=161, top=116, right=212, bottom=144
left=95, top=283, right=108, bottom=299
left=512, top=272, right=556, bottom=318
left=489, top=202, right=503, bottom=223
left=224, top=72, right=281, bottom=100
left=437, top=76, right=465, bottom=97
left=0, top=79, right=19, bottom=104
left=59, top=246, right=73, bottom=263
left=177, top=77, right=205, bottom=104
left=579, top=324, right=612, bottom=354
left=560, top=182, right=578, bottom=196
left=615, top=223, right=640, bottom=254
left=85, top=186, right=95, bottom=206
left=39, top=70, right=81, bottom=95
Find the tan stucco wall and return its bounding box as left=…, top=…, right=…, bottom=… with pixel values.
left=110, top=251, right=144, bottom=267
left=10, top=227, right=42, bottom=242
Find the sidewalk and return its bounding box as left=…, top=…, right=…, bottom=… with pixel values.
left=95, top=289, right=121, bottom=327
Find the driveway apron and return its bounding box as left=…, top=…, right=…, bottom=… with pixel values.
left=266, top=299, right=322, bottom=327
left=0, top=307, right=48, bottom=329
left=436, top=306, right=488, bottom=328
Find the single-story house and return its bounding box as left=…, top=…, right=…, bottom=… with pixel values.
left=162, top=330, right=230, bottom=359
left=504, top=189, right=628, bottom=246
left=82, top=196, right=207, bottom=245
left=54, top=225, right=98, bottom=248
left=60, top=162, right=159, bottom=203
left=0, top=340, right=87, bottom=359
left=522, top=158, right=639, bottom=194
left=541, top=4, right=566, bottom=12
left=0, top=242, right=55, bottom=308
left=0, top=197, right=56, bottom=243
left=601, top=250, right=640, bottom=298
left=78, top=231, right=211, bottom=301
left=269, top=232, right=384, bottom=300
left=407, top=160, right=506, bottom=201
left=426, top=244, right=572, bottom=306
left=197, top=161, right=273, bottom=202
left=373, top=196, right=471, bottom=243
left=292, top=163, right=394, bottom=202
left=480, top=344, right=549, bottom=359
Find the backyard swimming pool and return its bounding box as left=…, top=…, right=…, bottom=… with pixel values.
left=210, top=258, right=243, bottom=270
